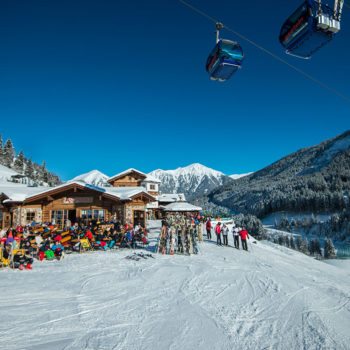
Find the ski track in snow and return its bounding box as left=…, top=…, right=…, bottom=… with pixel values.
left=0, top=226, right=350, bottom=350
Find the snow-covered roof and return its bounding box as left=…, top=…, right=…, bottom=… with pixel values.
left=143, top=175, right=161, bottom=183
left=162, top=202, right=202, bottom=212
left=108, top=168, right=147, bottom=182
left=158, top=193, right=186, bottom=203
left=0, top=184, right=48, bottom=203
left=103, top=186, right=153, bottom=201
left=2, top=181, right=155, bottom=204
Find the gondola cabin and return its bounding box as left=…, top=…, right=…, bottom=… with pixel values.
left=279, top=0, right=342, bottom=59
left=206, top=39, right=244, bottom=82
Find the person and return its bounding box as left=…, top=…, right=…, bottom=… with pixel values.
left=232, top=225, right=240, bottom=249
left=239, top=227, right=249, bottom=251
left=206, top=218, right=212, bottom=240
left=215, top=222, right=222, bottom=246
left=222, top=223, right=229, bottom=246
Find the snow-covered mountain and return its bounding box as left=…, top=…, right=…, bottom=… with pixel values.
left=149, top=163, right=232, bottom=200
left=209, top=130, right=350, bottom=218
left=70, top=170, right=110, bottom=187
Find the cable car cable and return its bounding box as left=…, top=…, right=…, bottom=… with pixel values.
left=178, top=0, right=350, bottom=104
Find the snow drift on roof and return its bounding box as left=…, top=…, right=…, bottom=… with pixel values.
left=163, top=202, right=202, bottom=212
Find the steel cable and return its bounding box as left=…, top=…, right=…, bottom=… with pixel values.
left=178, top=0, right=350, bottom=104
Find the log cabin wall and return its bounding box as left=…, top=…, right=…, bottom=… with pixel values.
left=110, top=173, right=146, bottom=188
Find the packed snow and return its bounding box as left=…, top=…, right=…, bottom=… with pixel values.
left=1, top=223, right=349, bottom=350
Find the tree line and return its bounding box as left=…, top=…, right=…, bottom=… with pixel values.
left=0, top=134, right=61, bottom=186
left=270, top=234, right=337, bottom=259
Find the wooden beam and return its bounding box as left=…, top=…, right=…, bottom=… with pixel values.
left=47, top=195, right=54, bottom=202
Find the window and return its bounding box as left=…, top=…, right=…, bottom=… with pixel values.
left=26, top=211, right=36, bottom=222
left=280, top=4, right=309, bottom=45
left=81, top=209, right=105, bottom=221
left=51, top=210, right=68, bottom=227
left=150, top=184, right=156, bottom=190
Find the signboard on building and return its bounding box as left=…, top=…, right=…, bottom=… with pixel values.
left=63, top=197, right=93, bottom=204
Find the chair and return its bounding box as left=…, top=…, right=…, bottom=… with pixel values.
left=80, top=238, right=92, bottom=252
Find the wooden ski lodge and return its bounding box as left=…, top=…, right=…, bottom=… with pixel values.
left=0, top=169, right=159, bottom=228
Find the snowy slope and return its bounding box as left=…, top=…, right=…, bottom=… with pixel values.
left=311, top=132, right=350, bottom=170
left=0, top=225, right=349, bottom=350
left=70, top=170, right=110, bottom=187
left=229, top=172, right=253, bottom=180
left=149, top=163, right=230, bottom=199
left=0, top=164, right=18, bottom=183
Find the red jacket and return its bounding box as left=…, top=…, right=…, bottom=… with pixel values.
left=239, top=229, right=249, bottom=240
left=206, top=221, right=212, bottom=230
left=85, top=230, right=93, bottom=240
left=215, top=225, right=221, bottom=235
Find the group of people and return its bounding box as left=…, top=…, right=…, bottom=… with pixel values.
left=0, top=221, right=149, bottom=270
left=205, top=219, right=250, bottom=251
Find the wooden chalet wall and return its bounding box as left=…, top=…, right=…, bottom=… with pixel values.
left=110, top=172, right=146, bottom=188
left=22, top=186, right=124, bottom=226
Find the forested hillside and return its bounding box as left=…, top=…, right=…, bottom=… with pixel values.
left=207, top=131, right=350, bottom=217
left=0, top=134, right=61, bottom=186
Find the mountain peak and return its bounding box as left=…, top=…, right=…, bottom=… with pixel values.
left=70, top=169, right=110, bottom=187
left=149, top=163, right=229, bottom=200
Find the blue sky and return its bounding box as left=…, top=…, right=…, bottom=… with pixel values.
left=1, top=0, right=349, bottom=180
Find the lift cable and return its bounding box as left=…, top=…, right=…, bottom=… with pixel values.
left=178, top=0, right=350, bottom=104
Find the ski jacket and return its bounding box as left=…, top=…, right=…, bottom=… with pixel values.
left=233, top=228, right=239, bottom=236
left=206, top=221, right=212, bottom=230
left=222, top=227, right=229, bottom=236
left=85, top=230, right=93, bottom=240
left=239, top=229, right=249, bottom=240
left=215, top=225, right=221, bottom=235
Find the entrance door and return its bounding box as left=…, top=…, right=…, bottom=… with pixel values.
left=68, top=210, right=77, bottom=224
left=133, top=210, right=145, bottom=227
left=4, top=213, right=11, bottom=228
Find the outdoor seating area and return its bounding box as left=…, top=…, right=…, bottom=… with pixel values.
left=0, top=221, right=149, bottom=270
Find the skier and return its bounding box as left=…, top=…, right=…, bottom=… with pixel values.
left=215, top=222, right=222, bottom=246
left=239, top=227, right=249, bottom=251
left=206, top=218, right=212, bottom=240
left=222, top=223, right=229, bottom=246
left=232, top=225, right=240, bottom=249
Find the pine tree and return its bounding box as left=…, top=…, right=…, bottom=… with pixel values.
left=278, top=235, right=284, bottom=246
left=296, top=236, right=302, bottom=251
left=299, top=239, right=309, bottom=255
left=309, top=240, right=315, bottom=255
left=3, top=139, right=15, bottom=168
left=25, top=159, right=34, bottom=179
left=314, top=239, right=322, bottom=256
left=290, top=236, right=296, bottom=250
left=324, top=239, right=336, bottom=259
left=285, top=236, right=291, bottom=248
left=13, top=151, right=25, bottom=174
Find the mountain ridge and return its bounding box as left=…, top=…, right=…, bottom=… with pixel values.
left=206, top=130, right=350, bottom=217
